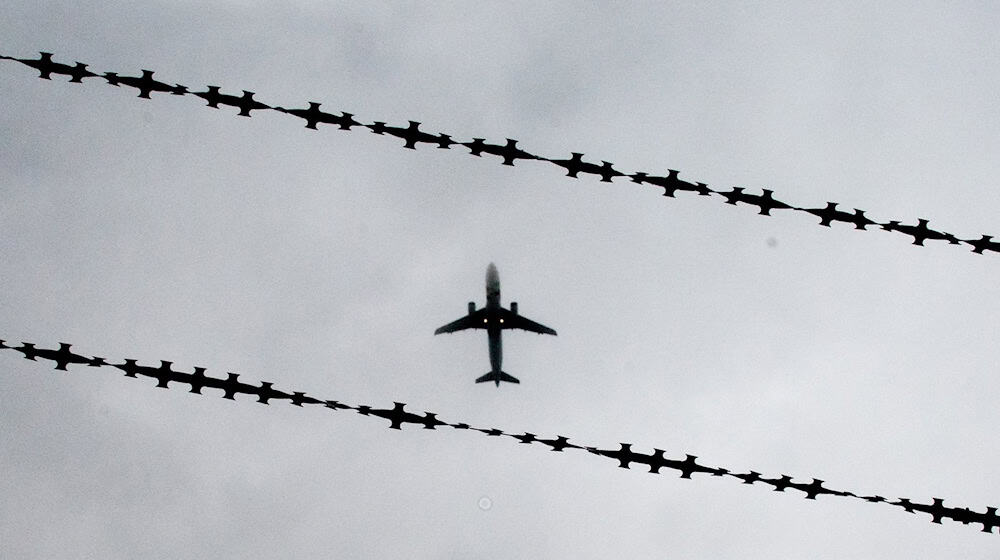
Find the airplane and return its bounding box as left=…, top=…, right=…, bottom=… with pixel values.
left=435, top=263, right=556, bottom=386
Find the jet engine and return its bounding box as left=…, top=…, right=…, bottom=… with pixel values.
left=510, top=301, right=518, bottom=315
left=468, top=301, right=476, bottom=315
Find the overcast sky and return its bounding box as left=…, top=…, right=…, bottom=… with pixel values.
left=3, top=2, right=1000, bottom=557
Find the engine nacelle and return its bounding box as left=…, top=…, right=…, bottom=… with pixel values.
left=468, top=301, right=476, bottom=315
left=510, top=301, right=518, bottom=315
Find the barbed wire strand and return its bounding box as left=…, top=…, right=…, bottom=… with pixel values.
left=3, top=51, right=998, bottom=256
left=2, top=338, right=996, bottom=534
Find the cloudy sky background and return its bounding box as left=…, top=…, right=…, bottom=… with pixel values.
left=2, top=2, right=1000, bottom=557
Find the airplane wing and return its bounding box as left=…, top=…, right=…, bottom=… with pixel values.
left=499, top=308, right=557, bottom=335
left=434, top=308, right=488, bottom=334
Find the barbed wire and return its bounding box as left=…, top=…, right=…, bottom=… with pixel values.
left=3, top=51, right=998, bottom=256
left=2, top=337, right=996, bottom=534
left=3, top=50, right=997, bottom=534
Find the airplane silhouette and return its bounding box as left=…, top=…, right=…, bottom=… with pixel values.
left=367, top=120, right=455, bottom=149
left=191, top=86, right=270, bottom=116
left=273, top=102, right=361, bottom=130
left=461, top=138, right=539, bottom=166
left=6, top=52, right=97, bottom=82
left=103, top=70, right=187, bottom=98
left=435, top=263, right=556, bottom=386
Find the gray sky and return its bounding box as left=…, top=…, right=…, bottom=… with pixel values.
left=2, top=2, right=1000, bottom=557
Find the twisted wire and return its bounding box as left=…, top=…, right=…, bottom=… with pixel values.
left=3, top=51, right=998, bottom=255
left=2, top=338, right=995, bottom=534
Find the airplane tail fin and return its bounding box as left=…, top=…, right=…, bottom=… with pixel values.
left=475, top=371, right=520, bottom=386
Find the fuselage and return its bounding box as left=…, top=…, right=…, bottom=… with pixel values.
left=485, top=262, right=503, bottom=374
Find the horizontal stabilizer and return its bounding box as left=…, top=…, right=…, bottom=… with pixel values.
left=475, top=371, right=520, bottom=386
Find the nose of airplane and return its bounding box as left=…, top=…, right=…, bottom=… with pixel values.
left=486, top=262, right=499, bottom=287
